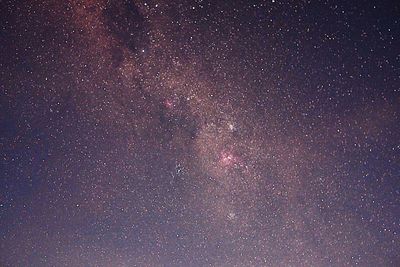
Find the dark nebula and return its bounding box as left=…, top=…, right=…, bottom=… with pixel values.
left=1, top=0, right=399, bottom=266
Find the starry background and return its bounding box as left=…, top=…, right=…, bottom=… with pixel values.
left=0, top=0, right=399, bottom=266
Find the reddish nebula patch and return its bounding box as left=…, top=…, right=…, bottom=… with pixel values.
left=164, top=99, right=175, bottom=109
left=219, top=151, right=239, bottom=167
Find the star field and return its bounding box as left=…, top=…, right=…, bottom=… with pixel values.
left=0, top=0, right=399, bottom=266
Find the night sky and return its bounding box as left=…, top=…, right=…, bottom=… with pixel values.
left=1, top=0, right=400, bottom=266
